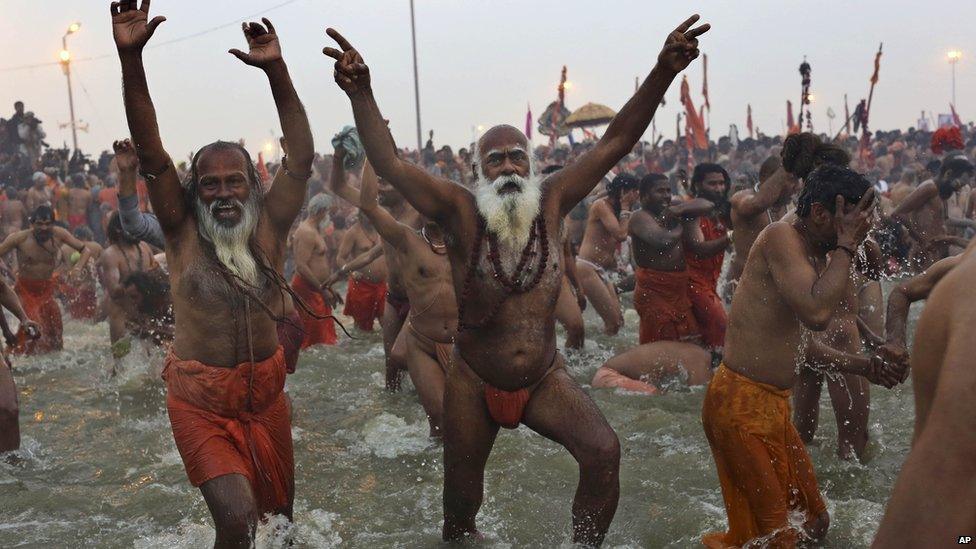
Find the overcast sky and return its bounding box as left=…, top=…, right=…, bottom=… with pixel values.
left=3, top=0, right=974, bottom=161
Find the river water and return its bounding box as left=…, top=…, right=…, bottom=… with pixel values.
left=0, top=289, right=921, bottom=548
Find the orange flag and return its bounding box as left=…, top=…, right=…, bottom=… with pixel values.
left=257, top=151, right=270, bottom=184
left=680, top=76, right=708, bottom=150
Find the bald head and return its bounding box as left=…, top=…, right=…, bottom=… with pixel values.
left=476, top=125, right=531, bottom=181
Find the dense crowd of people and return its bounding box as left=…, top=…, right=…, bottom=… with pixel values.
left=2, top=3, right=975, bottom=547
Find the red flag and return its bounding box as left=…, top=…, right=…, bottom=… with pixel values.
left=256, top=151, right=270, bottom=184
left=786, top=100, right=796, bottom=132
left=680, top=76, right=708, bottom=150
left=747, top=104, right=754, bottom=138
left=951, top=103, right=962, bottom=127
left=870, top=45, right=882, bottom=85
left=525, top=103, right=533, bottom=139
left=702, top=54, right=710, bottom=111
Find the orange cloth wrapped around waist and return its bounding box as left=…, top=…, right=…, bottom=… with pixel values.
left=290, top=274, right=336, bottom=349
left=67, top=214, right=87, bottom=230
left=12, top=276, right=62, bottom=355
left=343, top=276, right=387, bottom=331
left=688, top=274, right=727, bottom=351
left=701, top=364, right=827, bottom=549
left=163, top=346, right=293, bottom=516
left=633, top=267, right=699, bottom=345
left=476, top=352, right=560, bottom=429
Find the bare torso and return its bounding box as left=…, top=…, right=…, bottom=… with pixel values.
left=728, top=190, right=786, bottom=282
left=67, top=188, right=92, bottom=218
left=341, top=222, right=387, bottom=284
left=0, top=200, right=26, bottom=237
left=723, top=222, right=831, bottom=389
left=400, top=230, right=456, bottom=342
left=578, top=198, right=621, bottom=269
left=449, top=189, right=564, bottom=391
left=293, top=220, right=331, bottom=284
left=13, top=231, right=64, bottom=280
left=630, top=209, right=685, bottom=272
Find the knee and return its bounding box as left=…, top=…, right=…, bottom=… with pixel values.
left=578, top=430, right=621, bottom=473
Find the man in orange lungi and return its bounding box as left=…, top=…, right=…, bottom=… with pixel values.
left=702, top=165, right=906, bottom=547
left=290, top=194, right=338, bottom=349
left=0, top=206, right=92, bottom=355
left=629, top=173, right=715, bottom=345
left=684, top=163, right=731, bottom=352
left=114, top=4, right=315, bottom=545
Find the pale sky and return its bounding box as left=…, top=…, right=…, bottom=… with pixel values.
left=3, top=0, right=974, bottom=162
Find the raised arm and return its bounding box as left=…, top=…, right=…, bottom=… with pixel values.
left=113, top=139, right=165, bottom=249
left=359, top=161, right=408, bottom=249
left=323, top=29, right=463, bottom=222
left=730, top=167, right=796, bottom=218
left=594, top=201, right=630, bottom=242
left=885, top=253, right=962, bottom=350
left=111, top=0, right=186, bottom=232
left=550, top=15, right=709, bottom=214
left=230, top=19, right=314, bottom=237
left=764, top=191, right=875, bottom=330
left=326, top=147, right=361, bottom=207
left=890, top=181, right=937, bottom=224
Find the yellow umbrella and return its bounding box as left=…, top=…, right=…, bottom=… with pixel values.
left=565, top=102, right=617, bottom=128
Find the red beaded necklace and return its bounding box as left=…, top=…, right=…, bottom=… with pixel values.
left=457, top=214, right=549, bottom=331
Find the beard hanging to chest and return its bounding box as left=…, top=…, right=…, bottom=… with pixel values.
left=194, top=194, right=261, bottom=286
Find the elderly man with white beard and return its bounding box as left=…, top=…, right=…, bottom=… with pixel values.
left=324, top=15, right=709, bottom=545
left=113, top=2, right=314, bottom=545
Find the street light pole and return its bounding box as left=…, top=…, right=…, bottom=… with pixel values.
left=947, top=50, right=961, bottom=108
left=60, top=22, right=81, bottom=152
left=409, top=0, right=422, bottom=153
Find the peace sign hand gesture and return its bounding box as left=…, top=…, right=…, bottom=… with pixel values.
left=657, top=14, right=710, bottom=74
left=229, top=19, right=283, bottom=69
left=111, top=0, right=167, bottom=53
left=323, top=28, right=371, bottom=97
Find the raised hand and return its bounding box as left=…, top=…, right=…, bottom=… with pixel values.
left=229, top=19, right=283, bottom=69
left=835, top=188, right=877, bottom=250
left=111, top=0, right=166, bottom=52
left=657, top=15, right=710, bottom=74
left=113, top=139, right=139, bottom=173
left=323, top=28, right=370, bottom=96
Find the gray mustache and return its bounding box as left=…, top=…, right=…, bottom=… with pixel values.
left=209, top=199, right=245, bottom=214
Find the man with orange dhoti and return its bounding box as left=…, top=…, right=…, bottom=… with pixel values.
left=629, top=173, right=713, bottom=344
left=290, top=193, right=338, bottom=350
left=114, top=4, right=316, bottom=544
left=337, top=213, right=387, bottom=331
left=0, top=206, right=92, bottom=355
left=702, top=165, right=906, bottom=547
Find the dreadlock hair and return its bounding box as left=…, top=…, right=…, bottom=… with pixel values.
left=781, top=132, right=850, bottom=180
left=690, top=163, right=730, bottom=196
left=795, top=164, right=871, bottom=218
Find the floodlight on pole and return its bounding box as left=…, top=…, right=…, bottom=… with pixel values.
left=60, top=22, right=82, bottom=152
left=948, top=50, right=962, bottom=108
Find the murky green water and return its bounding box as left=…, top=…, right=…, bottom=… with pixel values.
left=0, top=289, right=921, bottom=548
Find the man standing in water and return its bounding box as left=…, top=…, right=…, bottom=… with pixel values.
left=113, top=2, right=313, bottom=544
left=324, top=15, right=709, bottom=544
left=701, top=165, right=906, bottom=548
left=0, top=278, right=40, bottom=452
left=873, top=243, right=976, bottom=546
left=290, top=193, right=338, bottom=348
left=0, top=205, right=91, bottom=355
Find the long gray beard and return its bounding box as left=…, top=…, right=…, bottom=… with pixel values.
left=194, top=195, right=261, bottom=286
left=474, top=172, right=542, bottom=251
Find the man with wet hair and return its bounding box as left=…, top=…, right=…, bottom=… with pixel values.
left=891, top=155, right=975, bottom=270
left=575, top=173, right=638, bottom=335
left=0, top=205, right=91, bottom=355
left=325, top=14, right=709, bottom=544
left=98, top=212, right=157, bottom=358
left=684, top=162, right=732, bottom=352
left=112, top=1, right=313, bottom=543
left=701, top=165, right=907, bottom=547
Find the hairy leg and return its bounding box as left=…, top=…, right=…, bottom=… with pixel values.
left=0, top=363, right=19, bottom=452
left=404, top=332, right=447, bottom=437
left=200, top=474, right=260, bottom=549
left=577, top=260, right=622, bottom=335
left=554, top=276, right=584, bottom=350
left=442, top=356, right=499, bottom=541
left=522, top=368, right=620, bottom=546
left=792, top=367, right=822, bottom=445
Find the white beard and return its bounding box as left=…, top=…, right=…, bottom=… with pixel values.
left=474, top=172, right=542, bottom=253
left=195, top=195, right=261, bottom=286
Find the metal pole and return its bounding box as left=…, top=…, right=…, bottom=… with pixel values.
left=409, top=0, right=422, bottom=153
left=952, top=60, right=957, bottom=107
left=62, top=35, right=78, bottom=152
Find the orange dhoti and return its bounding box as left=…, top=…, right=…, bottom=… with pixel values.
left=12, top=277, right=63, bottom=355
left=163, top=347, right=293, bottom=516
left=688, top=272, right=727, bottom=351
left=634, top=267, right=700, bottom=345
left=343, top=276, right=386, bottom=331
left=290, top=274, right=337, bottom=349
left=701, top=365, right=827, bottom=548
